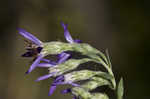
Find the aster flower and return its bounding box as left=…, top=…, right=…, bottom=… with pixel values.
left=18, top=28, right=70, bottom=74
left=48, top=75, right=80, bottom=96
left=18, top=28, right=45, bottom=74
left=18, top=26, right=75, bottom=96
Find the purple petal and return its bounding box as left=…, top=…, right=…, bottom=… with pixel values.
left=67, top=82, right=80, bottom=87
left=58, top=52, right=67, bottom=59
left=48, top=76, right=64, bottom=96
left=26, top=54, right=44, bottom=74
left=35, top=72, right=55, bottom=82
left=41, top=58, right=50, bottom=63
left=61, top=22, right=74, bottom=43
left=55, top=75, right=64, bottom=82
left=61, top=88, right=71, bottom=94
left=74, top=39, right=82, bottom=43
left=37, top=63, right=55, bottom=68
left=57, top=53, right=70, bottom=64
left=48, top=85, right=57, bottom=96
left=18, top=28, right=42, bottom=46
left=41, top=59, right=57, bottom=65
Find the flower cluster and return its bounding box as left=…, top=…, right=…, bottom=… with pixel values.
left=19, top=22, right=82, bottom=97
left=19, top=22, right=124, bottom=99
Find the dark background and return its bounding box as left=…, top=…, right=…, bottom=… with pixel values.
left=0, top=0, right=150, bottom=99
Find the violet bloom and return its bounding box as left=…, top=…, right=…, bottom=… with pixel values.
left=48, top=75, right=80, bottom=96
left=19, top=22, right=81, bottom=97
left=18, top=28, right=45, bottom=74
left=18, top=28, right=70, bottom=74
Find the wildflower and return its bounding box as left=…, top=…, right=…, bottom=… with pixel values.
left=48, top=75, right=80, bottom=96
left=18, top=28, right=45, bottom=74
left=18, top=23, right=77, bottom=96
left=19, top=22, right=122, bottom=99
left=18, top=28, right=70, bottom=74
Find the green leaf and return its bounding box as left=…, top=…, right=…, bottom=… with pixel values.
left=117, top=77, right=124, bottom=99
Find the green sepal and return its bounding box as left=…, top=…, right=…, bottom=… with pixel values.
left=72, top=87, right=92, bottom=99
left=117, top=77, right=124, bottom=99
left=92, top=93, right=109, bottom=99
left=81, top=77, right=111, bottom=91
left=72, top=87, right=109, bottom=99
left=48, top=58, right=98, bottom=76
left=64, top=70, right=113, bottom=83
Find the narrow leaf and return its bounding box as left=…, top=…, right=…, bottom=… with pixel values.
left=117, top=77, right=124, bottom=99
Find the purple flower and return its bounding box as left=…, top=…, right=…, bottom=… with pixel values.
left=57, top=52, right=71, bottom=64
left=35, top=52, right=70, bottom=81
left=19, top=28, right=71, bottom=74
left=61, top=22, right=82, bottom=43
left=48, top=76, right=65, bottom=96
left=19, top=22, right=81, bottom=98
left=48, top=75, right=80, bottom=96
left=18, top=28, right=46, bottom=74
left=25, top=54, right=44, bottom=74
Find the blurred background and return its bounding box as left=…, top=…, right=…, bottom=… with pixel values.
left=0, top=0, right=150, bottom=99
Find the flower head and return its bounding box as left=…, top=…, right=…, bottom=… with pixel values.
left=19, top=22, right=119, bottom=99
left=18, top=29, right=70, bottom=74
left=48, top=75, right=80, bottom=96
left=18, top=29, right=45, bottom=74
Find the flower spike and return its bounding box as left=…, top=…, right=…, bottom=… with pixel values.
left=19, top=22, right=120, bottom=99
